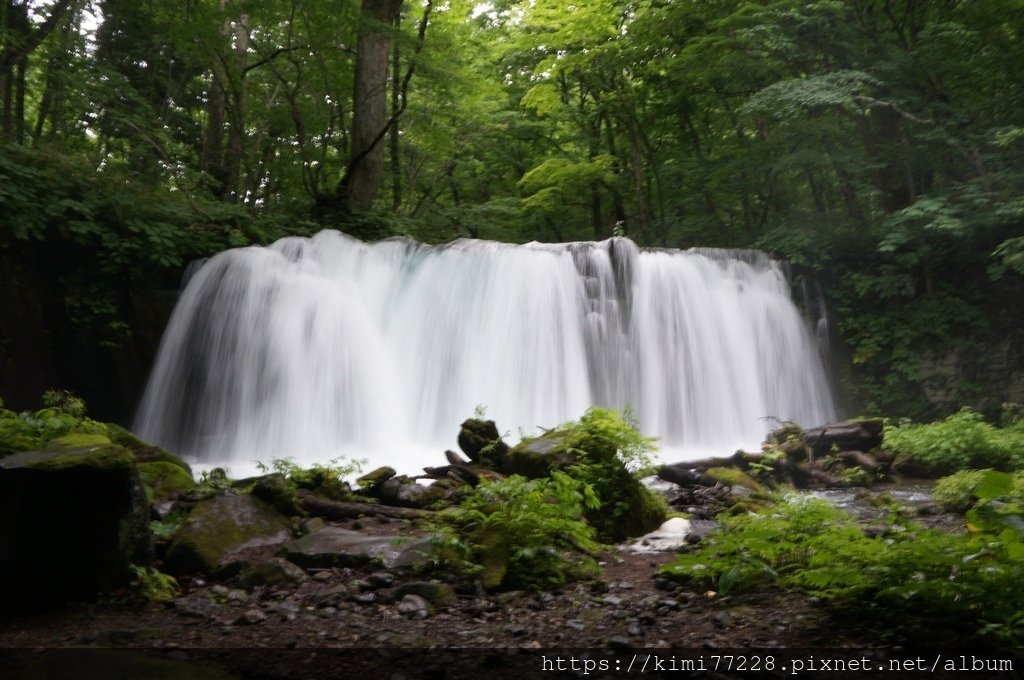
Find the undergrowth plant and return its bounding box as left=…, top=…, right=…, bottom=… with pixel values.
left=428, top=471, right=603, bottom=590
left=661, top=493, right=1024, bottom=642
left=255, top=456, right=364, bottom=500
left=883, top=407, right=1024, bottom=472
left=0, top=391, right=108, bottom=456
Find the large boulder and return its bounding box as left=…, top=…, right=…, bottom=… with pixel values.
left=0, top=445, right=152, bottom=612
left=164, top=493, right=293, bottom=576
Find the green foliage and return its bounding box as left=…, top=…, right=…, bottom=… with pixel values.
left=0, top=392, right=108, bottom=457
left=428, top=471, right=602, bottom=590
left=256, top=457, right=364, bottom=501
left=127, top=565, right=180, bottom=604
left=662, top=494, right=1024, bottom=642
left=934, top=470, right=1023, bottom=512
left=533, top=407, right=667, bottom=540
left=884, top=408, right=1024, bottom=473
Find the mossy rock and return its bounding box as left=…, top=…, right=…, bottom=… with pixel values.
left=502, top=434, right=579, bottom=478
left=236, top=557, right=308, bottom=590
left=45, top=432, right=112, bottom=450
left=249, top=473, right=303, bottom=516
left=0, top=446, right=152, bottom=612
left=164, top=493, right=293, bottom=576
left=103, top=423, right=193, bottom=476
left=393, top=580, right=458, bottom=607
left=477, top=525, right=511, bottom=589
left=457, top=419, right=509, bottom=467
left=357, top=466, right=397, bottom=490
left=138, top=461, right=195, bottom=501
left=704, top=467, right=766, bottom=493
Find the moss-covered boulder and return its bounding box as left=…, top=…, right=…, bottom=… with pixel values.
left=502, top=434, right=580, bottom=478
left=500, top=408, right=667, bottom=541
left=138, top=461, right=195, bottom=501
left=103, top=423, right=193, bottom=476
left=704, top=467, right=766, bottom=493
left=457, top=419, right=509, bottom=467
left=164, top=493, right=293, bottom=577
left=0, top=445, right=152, bottom=612
left=249, top=473, right=303, bottom=516
left=45, top=432, right=112, bottom=450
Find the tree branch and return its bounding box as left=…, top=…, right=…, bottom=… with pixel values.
left=0, top=0, right=76, bottom=72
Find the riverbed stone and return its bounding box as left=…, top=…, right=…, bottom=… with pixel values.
left=164, top=493, right=293, bottom=576
left=0, top=445, right=152, bottom=612
left=281, top=526, right=433, bottom=569
left=235, top=557, right=308, bottom=590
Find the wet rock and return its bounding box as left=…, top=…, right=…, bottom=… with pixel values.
left=282, top=526, right=433, bottom=569
left=378, top=475, right=450, bottom=508
left=457, top=419, right=509, bottom=467
left=0, top=445, right=152, bottom=612
left=164, top=493, right=293, bottom=576
left=393, top=580, right=457, bottom=607
left=396, top=594, right=431, bottom=619
left=137, top=461, right=195, bottom=501
left=356, top=466, right=397, bottom=492
left=312, top=585, right=350, bottom=608
left=249, top=473, right=303, bottom=516
left=236, top=557, right=308, bottom=590
left=236, top=609, right=267, bottom=625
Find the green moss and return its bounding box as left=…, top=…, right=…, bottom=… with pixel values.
left=104, top=423, right=153, bottom=451
left=704, top=467, right=766, bottom=493
left=45, top=432, right=113, bottom=450
left=3, top=445, right=135, bottom=473
left=137, top=461, right=195, bottom=501
left=164, top=493, right=292, bottom=575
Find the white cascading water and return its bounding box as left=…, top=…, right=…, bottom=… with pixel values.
left=135, top=230, right=835, bottom=475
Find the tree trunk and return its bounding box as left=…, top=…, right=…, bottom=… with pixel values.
left=343, top=0, right=403, bottom=211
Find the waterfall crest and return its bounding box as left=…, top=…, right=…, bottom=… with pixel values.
left=135, top=230, right=835, bottom=472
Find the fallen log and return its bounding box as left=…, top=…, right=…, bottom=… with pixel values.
left=297, top=489, right=435, bottom=521
left=803, top=419, right=884, bottom=456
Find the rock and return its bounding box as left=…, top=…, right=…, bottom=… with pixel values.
left=378, top=475, right=450, bottom=508
left=236, top=609, right=267, bottom=625
left=703, top=467, right=766, bottom=493
left=137, top=461, right=195, bottom=501
left=281, top=526, right=434, bottom=570
left=0, top=445, right=151, bottom=612
left=502, top=434, right=578, bottom=478
left=457, top=419, right=509, bottom=466
left=312, top=585, right=350, bottom=608
left=393, top=580, right=457, bottom=607
left=235, top=557, right=308, bottom=590
left=249, top=473, right=303, bottom=516
left=356, top=466, right=397, bottom=491
left=396, top=594, right=431, bottom=619
left=45, top=432, right=113, bottom=450
left=164, top=493, right=293, bottom=576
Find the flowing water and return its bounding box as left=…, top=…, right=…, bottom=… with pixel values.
left=135, top=231, right=835, bottom=475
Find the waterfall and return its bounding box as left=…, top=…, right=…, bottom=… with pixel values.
left=135, top=230, right=835, bottom=474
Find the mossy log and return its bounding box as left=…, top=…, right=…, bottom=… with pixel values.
left=297, top=489, right=435, bottom=520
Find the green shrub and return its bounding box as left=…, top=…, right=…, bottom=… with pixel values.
left=256, top=456, right=364, bottom=500
left=661, top=493, right=1024, bottom=642
left=429, top=471, right=602, bottom=590
left=515, top=407, right=667, bottom=540
left=0, top=391, right=108, bottom=457
left=883, top=408, right=1020, bottom=473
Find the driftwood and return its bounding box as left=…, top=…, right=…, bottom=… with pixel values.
left=297, top=489, right=434, bottom=521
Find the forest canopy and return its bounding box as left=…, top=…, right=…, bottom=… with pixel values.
left=1, top=0, right=1023, bottom=420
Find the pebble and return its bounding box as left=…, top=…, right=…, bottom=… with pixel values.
left=396, top=594, right=430, bottom=620
left=312, top=571, right=332, bottom=582
left=236, top=609, right=267, bottom=625
left=601, top=595, right=623, bottom=606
